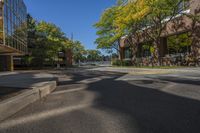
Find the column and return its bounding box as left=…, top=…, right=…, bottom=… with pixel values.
left=119, top=47, right=125, bottom=60
left=0, top=56, right=4, bottom=71
left=7, top=55, right=14, bottom=71
left=0, top=55, right=13, bottom=71
left=65, top=49, right=73, bottom=67
left=159, top=37, right=168, bottom=57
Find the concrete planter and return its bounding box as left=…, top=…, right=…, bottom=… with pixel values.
left=0, top=81, right=57, bottom=122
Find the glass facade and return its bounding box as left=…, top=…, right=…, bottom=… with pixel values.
left=0, top=1, right=3, bottom=45
left=124, top=47, right=132, bottom=59
left=0, top=0, right=27, bottom=54
left=178, top=0, right=190, bottom=12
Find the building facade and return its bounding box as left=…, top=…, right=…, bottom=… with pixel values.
left=120, top=0, right=200, bottom=64
left=0, top=0, right=27, bottom=71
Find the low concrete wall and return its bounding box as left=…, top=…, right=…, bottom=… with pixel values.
left=37, top=81, right=57, bottom=98
left=0, top=81, right=57, bottom=122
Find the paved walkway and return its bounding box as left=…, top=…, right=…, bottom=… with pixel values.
left=0, top=71, right=57, bottom=101
left=0, top=71, right=57, bottom=88
left=0, top=68, right=200, bottom=133
left=91, top=67, right=200, bottom=75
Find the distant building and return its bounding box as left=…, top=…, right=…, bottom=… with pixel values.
left=0, top=0, right=27, bottom=71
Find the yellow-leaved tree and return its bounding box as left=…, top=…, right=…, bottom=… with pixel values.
left=114, top=0, right=150, bottom=64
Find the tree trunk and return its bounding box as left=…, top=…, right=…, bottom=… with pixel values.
left=191, top=38, right=200, bottom=65
left=190, top=24, right=200, bottom=66
left=131, top=47, right=138, bottom=66
left=127, top=36, right=139, bottom=66
left=119, top=49, right=124, bottom=61
left=152, top=40, right=160, bottom=66
left=117, top=39, right=124, bottom=62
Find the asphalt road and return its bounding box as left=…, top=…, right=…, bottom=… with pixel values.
left=0, top=68, right=200, bottom=133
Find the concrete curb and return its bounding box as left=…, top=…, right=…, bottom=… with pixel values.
left=0, top=81, right=57, bottom=122
left=91, top=67, right=200, bottom=74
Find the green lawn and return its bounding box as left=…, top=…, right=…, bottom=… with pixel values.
left=112, top=66, right=194, bottom=69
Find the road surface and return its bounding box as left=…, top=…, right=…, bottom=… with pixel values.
left=0, top=68, right=200, bottom=133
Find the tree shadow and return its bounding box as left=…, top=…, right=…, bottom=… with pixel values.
left=16, top=70, right=200, bottom=133
left=1, top=70, right=200, bottom=133
left=0, top=71, right=57, bottom=100
left=57, top=70, right=124, bottom=85
left=0, top=87, right=27, bottom=101
left=0, top=71, right=57, bottom=88
left=86, top=75, right=200, bottom=133
left=152, top=75, right=200, bottom=85
left=55, top=69, right=200, bottom=133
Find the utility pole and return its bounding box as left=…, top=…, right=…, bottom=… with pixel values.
left=71, top=32, right=74, bottom=42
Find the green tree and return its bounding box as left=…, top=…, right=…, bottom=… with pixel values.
left=72, top=41, right=87, bottom=63
left=26, top=14, right=37, bottom=66
left=94, top=5, right=123, bottom=60
left=184, top=6, right=200, bottom=63
left=115, top=0, right=149, bottom=64
left=28, top=19, right=67, bottom=67
left=87, top=50, right=102, bottom=61
left=142, top=0, right=184, bottom=65
left=168, top=33, right=191, bottom=54
left=36, top=21, right=64, bottom=66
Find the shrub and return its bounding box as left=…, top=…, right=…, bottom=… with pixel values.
left=112, top=59, right=132, bottom=66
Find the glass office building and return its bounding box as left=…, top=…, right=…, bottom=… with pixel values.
left=0, top=0, right=27, bottom=54
left=0, top=0, right=27, bottom=71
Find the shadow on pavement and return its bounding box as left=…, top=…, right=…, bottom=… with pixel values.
left=0, top=71, right=56, bottom=101
left=0, top=87, right=27, bottom=101
left=1, top=69, right=200, bottom=133
left=85, top=73, right=200, bottom=133
left=157, top=76, right=200, bottom=85
left=57, top=70, right=200, bottom=133
left=0, top=71, right=56, bottom=89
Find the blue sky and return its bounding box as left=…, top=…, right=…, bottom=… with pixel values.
left=24, top=0, right=116, bottom=50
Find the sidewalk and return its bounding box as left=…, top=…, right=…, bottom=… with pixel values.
left=0, top=71, right=57, bottom=88
left=0, top=71, right=58, bottom=121
left=90, top=67, right=200, bottom=75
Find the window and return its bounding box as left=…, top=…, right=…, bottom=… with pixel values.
left=3, top=0, right=27, bottom=53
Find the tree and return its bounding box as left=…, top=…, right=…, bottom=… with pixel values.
left=27, top=15, right=90, bottom=68
left=115, top=0, right=149, bottom=64
left=26, top=14, right=37, bottom=66
left=184, top=3, right=200, bottom=64
left=168, top=33, right=191, bottom=54
left=72, top=41, right=87, bottom=63
left=27, top=14, right=37, bottom=48
left=94, top=5, right=123, bottom=60
left=61, top=39, right=87, bottom=63
left=141, top=0, right=184, bottom=65
left=27, top=16, right=68, bottom=67
left=87, top=50, right=102, bottom=61
left=34, top=21, right=66, bottom=66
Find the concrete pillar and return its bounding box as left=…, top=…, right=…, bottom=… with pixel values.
left=120, top=47, right=125, bottom=60
left=0, top=56, right=4, bottom=71
left=159, top=37, right=168, bottom=57
left=65, top=49, right=73, bottom=67
left=0, top=55, right=14, bottom=71
left=7, top=55, right=14, bottom=71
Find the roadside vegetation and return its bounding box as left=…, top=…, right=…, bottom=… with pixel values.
left=94, top=0, right=200, bottom=67
left=20, top=15, right=105, bottom=69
